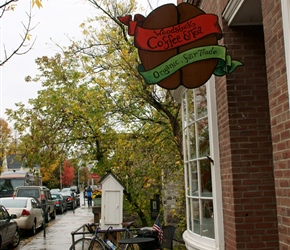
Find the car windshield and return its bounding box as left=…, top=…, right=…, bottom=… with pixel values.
left=62, top=188, right=71, bottom=192
left=17, top=189, right=40, bottom=198
left=0, top=199, right=27, bottom=208
left=0, top=179, right=25, bottom=191
left=52, top=194, right=61, bottom=199
left=60, top=193, right=70, bottom=198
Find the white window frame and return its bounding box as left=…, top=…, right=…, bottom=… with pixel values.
left=182, top=76, right=224, bottom=250
left=281, top=0, right=290, bottom=106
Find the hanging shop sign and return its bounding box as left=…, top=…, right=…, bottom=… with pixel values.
left=118, top=3, right=243, bottom=89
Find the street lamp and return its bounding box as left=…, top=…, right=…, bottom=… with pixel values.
left=78, top=166, right=84, bottom=190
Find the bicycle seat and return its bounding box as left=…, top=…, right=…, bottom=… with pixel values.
left=121, top=220, right=136, bottom=228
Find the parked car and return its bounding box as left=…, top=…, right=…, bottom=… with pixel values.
left=61, top=187, right=80, bottom=207
left=70, top=185, right=80, bottom=194
left=50, top=188, right=61, bottom=194
left=60, top=192, right=78, bottom=210
left=51, top=193, right=67, bottom=214
left=61, top=187, right=71, bottom=193
left=14, top=186, right=56, bottom=223
left=0, top=197, right=44, bottom=235
left=0, top=205, right=20, bottom=249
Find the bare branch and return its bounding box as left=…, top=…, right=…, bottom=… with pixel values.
left=0, top=1, right=38, bottom=66
left=146, top=0, right=153, bottom=11
left=0, top=0, right=18, bottom=10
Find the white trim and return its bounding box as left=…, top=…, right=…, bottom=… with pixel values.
left=184, top=230, right=219, bottom=250
left=207, top=77, right=224, bottom=249
left=281, top=0, right=290, bottom=107
left=222, top=0, right=245, bottom=26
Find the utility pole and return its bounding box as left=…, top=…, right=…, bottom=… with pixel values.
left=60, top=161, right=62, bottom=190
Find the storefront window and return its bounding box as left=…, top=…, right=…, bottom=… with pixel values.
left=182, top=77, right=224, bottom=249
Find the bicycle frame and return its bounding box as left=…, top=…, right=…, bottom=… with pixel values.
left=71, top=223, right=140, bottom=250
left=91, top=226, right=138, bottom=250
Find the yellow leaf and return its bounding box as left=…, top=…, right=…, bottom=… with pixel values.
left=32, top=0, right=43, bottom=9
left=8, top=4, right=16, bottom=11
left=26, top=34, right=32, bottom=41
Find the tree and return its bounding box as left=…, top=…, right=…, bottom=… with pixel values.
left=0, top=0, right=43, bottom=66
left=62, top=160, right=75, bottom=187
left=0, top=118, right=13, bottom=164
left=6, top=0, right=184, bottom=226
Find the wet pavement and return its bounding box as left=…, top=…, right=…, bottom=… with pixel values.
left=16, top=203, right=94, bottom=250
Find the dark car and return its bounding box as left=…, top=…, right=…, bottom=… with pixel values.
left=60, top=192, right=78, bottom=210
left=70, top=186, right=80, bottom=194
left=61, top=188, right=80, bottom=207
left=0, top=205, right=20, bottom=249
left=51, top=193, right=67, bottom=214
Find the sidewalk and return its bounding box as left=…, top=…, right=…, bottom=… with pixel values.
left=17, top=205, right=94, bottom=250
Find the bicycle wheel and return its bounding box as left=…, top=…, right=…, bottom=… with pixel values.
left=69, top=238, right=105, bottom=250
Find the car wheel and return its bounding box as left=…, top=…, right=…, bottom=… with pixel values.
left=60, top=205, right=64, bottom=214
left=31, top=220, right=37, bottom=235
left=8, top=227, right=20, bottom=248
left=50, top=208, right=56, bottom=219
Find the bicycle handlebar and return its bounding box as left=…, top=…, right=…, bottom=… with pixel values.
left=85, top=223, right=100, bottom=234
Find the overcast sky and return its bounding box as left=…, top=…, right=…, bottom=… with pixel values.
left=0, top=0, right=176, bottom=122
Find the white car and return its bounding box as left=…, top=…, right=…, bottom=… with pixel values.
left=61, top=187, right=71, bottom=193
left=0, top=197, right=44, bottom=235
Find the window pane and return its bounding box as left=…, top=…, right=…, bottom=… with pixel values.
left=201, top=199, right=214, bottom=239
left=189, top=124, right=196, bottom=159
left=198, top=118, right=209, bottom=157
left=186, top=163, right=190, bottom=196
left=187, top=90, right=195, bottom=123
left=200, top=159, right=212, bottom=197
left=184, top=128, right=188, bottom=162
left=192, top=199, right=200, bottom=235
left=196, top=84, right=207, bottom=119
left=190, top=161, right=198, bottom=196
left=188, top=198, right=193, bottom=231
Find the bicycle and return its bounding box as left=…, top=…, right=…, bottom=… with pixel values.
left=69, top=222, right=140, bottom=250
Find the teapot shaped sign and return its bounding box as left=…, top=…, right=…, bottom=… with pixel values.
left=118, top=3, right=242, bottom=89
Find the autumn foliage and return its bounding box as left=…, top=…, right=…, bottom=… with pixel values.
left=61, top=160, right=75, bottom=187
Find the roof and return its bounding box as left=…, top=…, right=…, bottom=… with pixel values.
left=99, top=170, right=125, bottom=188
left=3, top=154, right=41, bottom=171
left=6, top=154, right=24, bottom=170
left=0, top=170, right=29, bottom=178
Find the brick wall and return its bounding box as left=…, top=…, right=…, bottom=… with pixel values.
left=219, top=24, right=279, bottom=249
left=261, top=0, right=290, bottom=249
left=200, top=0, right=280, bottom=249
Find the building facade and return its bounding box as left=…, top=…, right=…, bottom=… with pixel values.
left=173, top=0, right=290, bottom=249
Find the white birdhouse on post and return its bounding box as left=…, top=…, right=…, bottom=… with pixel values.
left=99, top=171, right=124, bottom=229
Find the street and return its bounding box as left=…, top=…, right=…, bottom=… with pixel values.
left=14, top=204, right=94, bottom=250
